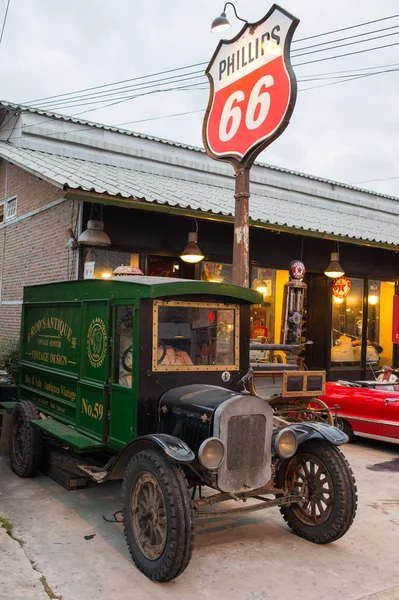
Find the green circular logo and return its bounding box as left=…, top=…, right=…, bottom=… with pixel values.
left=87, top=318, right=107, bottom=368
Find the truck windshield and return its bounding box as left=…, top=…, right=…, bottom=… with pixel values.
left=152, top=300, right=239, bottom=371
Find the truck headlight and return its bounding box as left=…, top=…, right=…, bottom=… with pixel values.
left=275, top=429, right=297, bottom=459
left=198, top=438, right=225, bottom=470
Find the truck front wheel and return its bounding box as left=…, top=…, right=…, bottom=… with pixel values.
left=9, top=401, right=42, bottom=477
left=276, top=440, right=357, bottom=543
left=122, top=449, right=194, bottom=582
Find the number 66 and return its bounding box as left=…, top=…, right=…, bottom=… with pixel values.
left=218, top=75, right=274, bottom=142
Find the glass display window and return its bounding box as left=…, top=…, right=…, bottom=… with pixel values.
left=331, top=278, right=364, bottom=366
left=367, top=280, right=394, bottom=367
left=250, top=268, right=289, bottom=344
left=201, top=262, right=233, bottom=284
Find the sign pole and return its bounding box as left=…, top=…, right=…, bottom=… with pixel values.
left=203, top=5, right=299, bottom=288
left=232, top=167, right=250, bottom=287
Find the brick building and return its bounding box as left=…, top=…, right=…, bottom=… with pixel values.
left=0, top=100, right=398, bottom=379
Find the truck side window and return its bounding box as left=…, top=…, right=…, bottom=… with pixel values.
left=114, top=306, right=134, bottom=387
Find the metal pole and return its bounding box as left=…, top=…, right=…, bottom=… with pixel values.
left=232, top=167, right=250, bottom=287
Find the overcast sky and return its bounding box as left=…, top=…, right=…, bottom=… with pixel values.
left=0, top=0, right=398, bottom=196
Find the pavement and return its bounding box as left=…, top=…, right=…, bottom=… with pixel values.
left=0, top=438, right=398, bottom=600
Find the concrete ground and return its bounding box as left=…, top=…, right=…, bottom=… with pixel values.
left=0, top=439, right=398, bottom=600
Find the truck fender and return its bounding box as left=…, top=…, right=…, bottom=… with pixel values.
left=106, top=434, right=195, bottom=481
left=277, top=422, right=348, bottom=449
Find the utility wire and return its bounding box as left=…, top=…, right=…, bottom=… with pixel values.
left=294, top=40, right=399, bottom=67
left=0, top=0, right=11, bottom=46
left=1, top=62, right=395, bottom=143
left=0, top=59, right=397, bottom=141
left=350, top=175, right=399, bottom=184
left=21, top=13, right=399, bottom=107
left=290, top=23, right=399, bottom=53
left=292, top=29, right=399, bottom=59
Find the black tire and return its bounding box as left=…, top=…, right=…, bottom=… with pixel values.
left=9, top=401, right=42, bottom=477
left=276, top=439, right=357, bottom=544
left=122, top=449, right=194, bottom=582
left=336, top=417, right=354, bottom=442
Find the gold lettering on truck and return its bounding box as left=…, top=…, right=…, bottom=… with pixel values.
left=87, top=318, right=107, bottom=368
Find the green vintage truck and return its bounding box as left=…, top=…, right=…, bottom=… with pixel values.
left=2, top=276, right=357, bottom=582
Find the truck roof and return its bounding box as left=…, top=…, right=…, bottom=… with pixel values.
left=23, top=276, right=263, bottom=305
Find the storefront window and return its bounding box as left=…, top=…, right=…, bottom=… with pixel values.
left=250, top=268, right=289, bottom=343
left=84, top=249, right=140, bottom=279
left=331, top=278, right=364, bottom=366
left=367, top=280, right=394, bottom=367
left=201, top=262, right=233, bottom=284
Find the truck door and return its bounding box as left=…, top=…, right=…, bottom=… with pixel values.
left=109, top=302, right=138, bottom=448
left=77, top=301, right=110, bottom=443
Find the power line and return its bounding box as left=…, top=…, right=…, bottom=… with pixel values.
left=292, top=12, right=399, bottom=44
left=35, top=24, right=399, bottom=111
left=292, top=29, right=399, bottom=59
left=1, top=61, right=395, bottom=144
left=350, top=175, right=399, bottom=184
left=35, top=73, right=206, bottom=110
left=0, top=0, right=11, bottom=46
left=290, top=24, right=399, bottom=54
left=294, top=40, right=399, bottom=67
left=23, top=62, right=208, bottom=106
left=21, top=13, right=399, bottom=107
left=299, top=66, right=398, bottom=91
left=37, top=37, right=399, bottom=113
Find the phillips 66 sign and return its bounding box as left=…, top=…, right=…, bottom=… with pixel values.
left=203, top=4, right=299, bottom=169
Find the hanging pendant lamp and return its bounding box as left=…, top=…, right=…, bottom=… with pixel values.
left=324, top=242, right=345, bottom=278
left=180, top=219, right=204, bottom=264
left=78, top=204, right=111, bottom=248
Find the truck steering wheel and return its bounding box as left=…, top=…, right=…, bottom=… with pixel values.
left=122, top=345, right=133, bottom=372
left=158, top=340, right=167, bottom=365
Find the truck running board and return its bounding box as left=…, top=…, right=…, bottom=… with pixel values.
left=30, top=418, right=106, bottom=452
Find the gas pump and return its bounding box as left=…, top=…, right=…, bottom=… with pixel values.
left=281, top=261, right=306, bottom=345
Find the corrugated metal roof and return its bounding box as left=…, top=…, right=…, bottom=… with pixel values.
left=0, top=142, right=398, bottom=247
left=1, top=99, right=398, bottom=203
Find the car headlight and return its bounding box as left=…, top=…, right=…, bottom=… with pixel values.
left=198, top=437, right=225, bottom=470
left=275, top=429, right=297, bottom=459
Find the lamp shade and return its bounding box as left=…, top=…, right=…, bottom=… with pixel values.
left=180, top=232, right=204, bottom=264
left=324, top=252, right=345, bottom=278
left=77, top=219, right=111, bottom=247
left=211, top=12, right=231, bottom=32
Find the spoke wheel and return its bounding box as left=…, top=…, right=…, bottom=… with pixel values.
left=131, top=472, right=167, bottom=560
left=276, top=440, right=357, bottom=544
left=284, top=453, right=333, bottom=526
left=123, top=449, right=194, bottom=582
left=10, top=401, right=42, bottom=478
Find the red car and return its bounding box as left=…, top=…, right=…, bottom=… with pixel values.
left=320, top=380, right=399, bottom=445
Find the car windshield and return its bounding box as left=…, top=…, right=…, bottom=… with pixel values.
left=152, top=300, right=239, bottom=371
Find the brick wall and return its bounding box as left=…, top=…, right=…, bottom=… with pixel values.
left=0, top=161, right=79, bottom=346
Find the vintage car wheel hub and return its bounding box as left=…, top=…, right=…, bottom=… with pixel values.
left=131, top=472, right=168, bottom=560
left=286, top=454, right=333, bottom=525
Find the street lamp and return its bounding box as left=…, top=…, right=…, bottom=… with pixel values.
left=210, top=2, right=248, bottom=33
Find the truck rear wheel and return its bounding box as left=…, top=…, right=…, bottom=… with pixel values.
left=10, top=401, right=42, bottom=477
left=276, top=440, right=357, bottom=544
left=122, top=449, right=194, bottom=582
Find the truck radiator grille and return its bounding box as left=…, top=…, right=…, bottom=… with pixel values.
left=226, top=414, right=266, bottom=471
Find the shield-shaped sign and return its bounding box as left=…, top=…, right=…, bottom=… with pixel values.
left=203, top=4, right=299, bottom=170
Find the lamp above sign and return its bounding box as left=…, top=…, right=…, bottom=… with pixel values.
left=203, top=4, right=299, bottom=170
